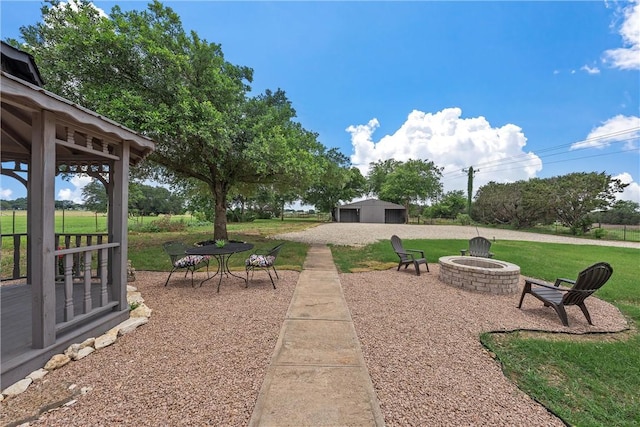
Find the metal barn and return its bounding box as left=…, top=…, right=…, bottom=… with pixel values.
left=335, top=199, right=406, bottom=224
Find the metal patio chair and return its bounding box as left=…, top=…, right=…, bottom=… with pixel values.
left=245, top=243, right=284, bottom=289
left=163, top=241, right=210, bottom=287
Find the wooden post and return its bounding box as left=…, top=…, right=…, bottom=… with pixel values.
left=110, top=141, right=130, bottom=311
left=29, top=110, right=57, bottom=348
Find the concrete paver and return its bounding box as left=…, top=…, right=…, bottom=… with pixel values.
left=249, top=245, right=384, bottom=426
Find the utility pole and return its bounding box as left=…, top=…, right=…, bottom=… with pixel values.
left=462, top=166, right=477, bottom=215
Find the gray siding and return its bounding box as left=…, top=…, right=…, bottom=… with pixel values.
left=337, top=199, right=406, bottom=224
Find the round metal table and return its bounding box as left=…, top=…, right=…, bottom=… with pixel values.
left=186, top=242, right=254, bottom=292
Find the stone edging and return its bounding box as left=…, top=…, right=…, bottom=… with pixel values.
left=1, top=284, right=151, bottom=402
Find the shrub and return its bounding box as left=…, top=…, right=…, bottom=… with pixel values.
left=594, top=228, right=607, bottom=239
left=456, top=213, right=472, bottom=225
left=130, top=215, right=187, bottom=233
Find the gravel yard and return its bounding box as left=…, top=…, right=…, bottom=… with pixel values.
left=1, top=224, right=633, bottom=426
left=273, top=222, right=640, bottom=248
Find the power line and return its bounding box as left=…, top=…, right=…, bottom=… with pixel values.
left=442, top=134, right=637, bottom=178
left=441, top=127, right=639, bottom=179
left=475, top=147, right=640, bottom=175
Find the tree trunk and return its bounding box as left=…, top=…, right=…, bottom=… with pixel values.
left=404, top=201, right=409, bottom=224
left=212, top=181, right=229, bottom=240
left=281, top=199, right=285, bottom=221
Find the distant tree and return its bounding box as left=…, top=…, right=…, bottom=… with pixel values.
left=472, top=179, right=553, bottom=228
left=366, top=159, right=401, bottom=196
left=425, top=190, right=467, bottom=219
left=247, top=185, right=281, bottom=220
left=82, top=179, right=184, bottom=215
left=370, top=159, right=442, bottom=223
left=473, top=172, right=626, bottom=232
left=82, top=180, right=108, bottom=213
left=54, top=200, right=80, bottom=210
left=130, top=184, right=185, bottom=216
left=302, top=148, right=367, bottom=220
left=549, top=172, right=627, bottom=234
left=5, top=197, right=28, bottom=210
left=593, top=200, right=640, bottom=225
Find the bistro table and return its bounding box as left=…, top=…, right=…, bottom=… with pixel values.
left=186, top=241, right=254, bottom=292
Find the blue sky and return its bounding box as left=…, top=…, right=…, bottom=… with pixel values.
left=1, top=0, right=639, bottom=205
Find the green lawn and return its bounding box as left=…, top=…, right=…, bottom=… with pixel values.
left=128, top=226, right=310, bottom=273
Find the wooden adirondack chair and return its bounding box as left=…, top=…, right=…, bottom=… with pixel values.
left=517, top=262, right=613, bottom=326
left=461, top=236, right=494, bottom=258
left=390, top=235, right=429, bottom=276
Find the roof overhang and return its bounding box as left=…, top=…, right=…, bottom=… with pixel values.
left=1, top=71, right=155, bottom=166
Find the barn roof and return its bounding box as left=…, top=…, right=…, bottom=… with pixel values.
left=339, top=199, right=405, bottom=209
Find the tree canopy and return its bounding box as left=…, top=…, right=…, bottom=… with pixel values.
left=15, top=0, right=325, bottom=239
left=592, top=200, right=640, bottom=225
left=82, top=180, right=186, bottom=215
left=367, top=159, right=443, bottom=222
left=424, top=190, right=467, bottom=219
left=473, top=172, right=627, bottom=233
left=302, top=148, right=367, bottom=219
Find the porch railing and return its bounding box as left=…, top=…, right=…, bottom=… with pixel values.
left=1, top=232, right=121, bottom=334
left=1, top=233, right=110, bottom=281
left=54, top=241, right=120, bottom=335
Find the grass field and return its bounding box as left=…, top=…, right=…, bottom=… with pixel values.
left=1, top=212, right=638, bottom=425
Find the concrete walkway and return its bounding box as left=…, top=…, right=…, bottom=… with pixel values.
left=249, top=245, right=385, bottom=426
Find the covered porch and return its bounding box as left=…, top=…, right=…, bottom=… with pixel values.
left=1, top=42, right=155, bottom=388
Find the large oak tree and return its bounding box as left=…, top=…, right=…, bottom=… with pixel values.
left=15, top=0, right=324, bottom=239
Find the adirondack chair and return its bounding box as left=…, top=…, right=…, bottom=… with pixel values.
left=163, top=241, right=210, bottom=287
left=245, top=243, right=284, bottom=289
left=390, top=235, right=429, bottom=276
left=461, top=236, right=494, bottom=258
left=517, top=262, right=613, bottom=326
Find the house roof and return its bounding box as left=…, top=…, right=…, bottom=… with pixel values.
left=338, top=199, right=405, bottom=209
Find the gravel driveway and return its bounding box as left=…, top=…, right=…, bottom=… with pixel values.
left=1, top=224, right=633, bottom=426
left=274, top=222, right=640, bottom=248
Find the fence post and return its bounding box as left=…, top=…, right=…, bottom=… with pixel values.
left=12, top=234, right=21, bottom=279
left=624, top=225, right=627, bottom=241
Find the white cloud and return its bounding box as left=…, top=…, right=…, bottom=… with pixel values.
left=57, top=175, right=93, bottom=204
left=613, top=172, right=640, bottom=203
left=580, top=65, right=601, bottom=74
left=55, top=0, right=107, bottom=17
left=0, top=188, right=13, bottom=199
left=603, top=0, right=640, bottom=70
left=572, top=115, right=640, bottom=150
left=347, top=108, right=542, bottom=194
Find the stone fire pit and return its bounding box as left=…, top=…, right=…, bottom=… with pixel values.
left=438, top=256, right=520, bottom=294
